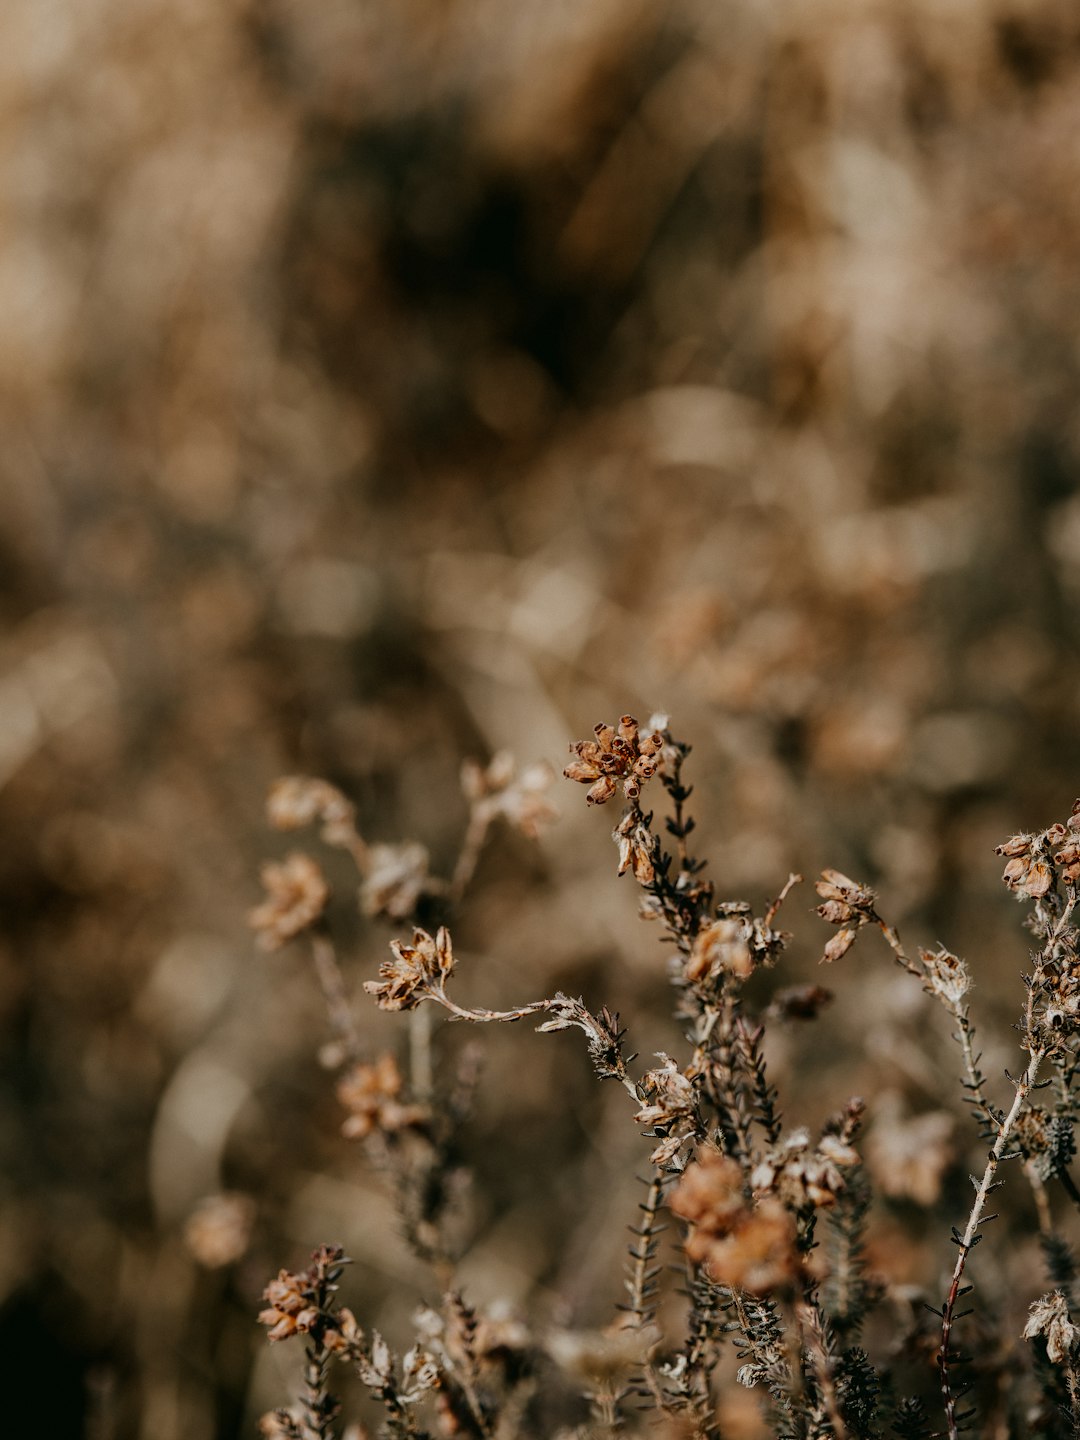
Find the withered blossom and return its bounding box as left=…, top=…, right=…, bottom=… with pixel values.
left=360, top=842, right=432, bottom=921
left=564, top=715, right=664, bottom=806
left=259, top=1269, right=321, bottom=1342
left=866, top=1094, right=953, bottom=1207
left=815, top=869, right=877, bottom=926
left=336, top=1053, right=430, bottom=1140
left=183, top=1191, right=256, bottom=1269
left=671, top=1149, right=798, bottom=1295
left=820, top=927, right=858, bottom=965
left=364, top=926, right=455, bottom=1011
left=258, top=1246, right=348, bottom=1345
left=613, top=809, right=658, bottom=885
left=462, top=753, right=558, bottom=839
left=750, top=1128, right=857, bottom=1210
left=1024, top=1291, right=1080, bottom=1366
left=249, top=852, right=330, bottom=951
left=1054, top=803, right=1080, bottom=883
left=996, top=833, right=1053, bottom=899
left=635, top=1055, right=698, bottom=1141
left=267, top=776, right=361, bottom=850
left=686, top=917, right=753, bottom=983
left=917, top=946, right=970, bottom=1006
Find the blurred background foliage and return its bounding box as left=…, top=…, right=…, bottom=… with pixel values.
left=4, top=0, right=1080, bottom=1434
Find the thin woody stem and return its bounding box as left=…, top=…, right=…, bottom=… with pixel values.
left=448, top=805, right=493, bottom=906
left=426, top=988, right=643, bottom=1100
left=310, top=928, right=361, bottom=1061
left=939, top=1049, right=1044, bottom=1439
left=872, top=912, right=992, bottom=1130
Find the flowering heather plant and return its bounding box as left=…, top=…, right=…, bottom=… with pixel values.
left=248, top=717, right=1080, bottom=1440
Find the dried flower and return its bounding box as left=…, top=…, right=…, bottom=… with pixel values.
left=462, top=753, right=558, bottom=839
left=635, top=1055, right=699, bottom=1161
left=249, top=853, right=330, bottom=950
left=686, top=917, right=754, bottom=983
left=364, top=927, right=455, bottom=1011
left=996, top=834, right=1053, bottom=899
left=821, top=927, right=858, bottom=964
left=1055, top=810, right=1080, bottom=884
left=750, top=1129, right=856, bottom=1210
left=259, top=1269, right=321, bottom=1342
left=815, top=869, right=877, bottom=926
left=267, top=776, right=361, bottom=851
left=866, top=1094, right=954, bottom=1207
left=183, top=1192, right=256, bottom=1269
left=1024, top=1291, right=1080, bottom=1365
left=336, top=1053, right=430, bottom=1140
left=917, top=946, right=970, bottom=1006
left=360, top=842, right=432, bottom=921
left=613, top=809, right=658, bottom=884
left=564, top=715, right=664, bottom=806
left=672, top=1149, right=798, bottom=1295
left=258, top=1246, right=348, bottom=1344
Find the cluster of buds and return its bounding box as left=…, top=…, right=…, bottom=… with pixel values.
left=364, top=927, right=455, bottom=1011
left=815, top=869, right=877, bottom=964
left=258, top=1245, right=349, bottom=1344
left=749, top=1127, right=859, bottom=1212
left=564, top=715, right=665, bottom=806
left=461, top=752, right=558, bottom=839
left=670, top=1149, right=799, bottom=1296
left=249, top=853, right=330, bottom=951
left=336, top=1053, right=430, bottom=1141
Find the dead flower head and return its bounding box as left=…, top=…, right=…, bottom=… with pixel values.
left=249, top=852, right=329, bottom=951
left=266, top=776, right=360, bottom=851
left=1024, top=1291, right=1080, bottom=1366
left=564, top=715, right=664, bottom=806
left=258, top=1245, right=350, bottom=1345
left=917, top=946, right=970, bottom=1007
left=1054, top=802, right=1080, bottom=885
left=996, top=833, right=1053, bottom=900
left=687, top=918, right=754, bottom=984
left=635, top=1055, right=699, bottom=1162
left=815, top=869, right=876, bottom=927
left=184, top=1192, right=256, bottom=1269
left=360, top=842, right=431, bottom=921
left=671, top=1149, right=799, bottom=1296
left=750, top=1128, right=858, bottom=1211
left=614, top=809, right=659, bottom=885
left=462, top=752, right=558, bottom=839
left=866, top=1093, right=954, bottom=1207
left=364, top=926, right=455, bottom=1011
left=336, top=1053, right=430, bottom=1140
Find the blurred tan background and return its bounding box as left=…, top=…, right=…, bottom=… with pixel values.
left=4, top=0, right=1080, bottom=1434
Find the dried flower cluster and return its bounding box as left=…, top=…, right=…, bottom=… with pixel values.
left=564, top=715, right=665, bottom=806
left=249, top=720, right=1080, bottom=1440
